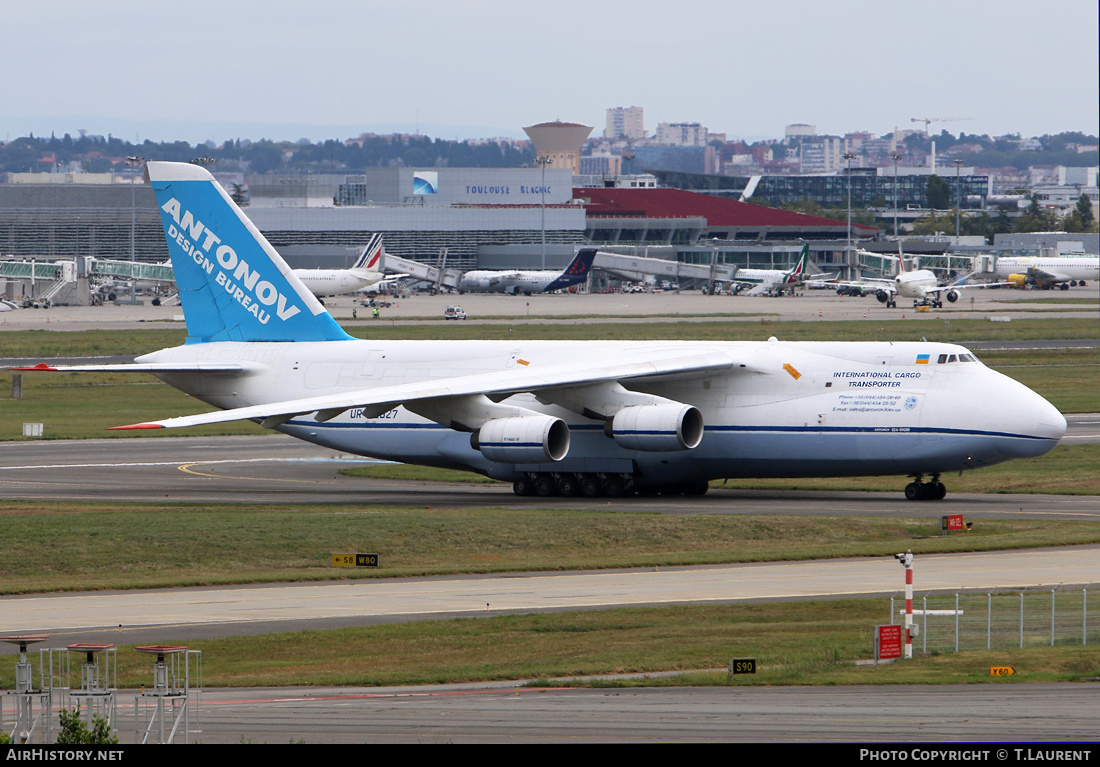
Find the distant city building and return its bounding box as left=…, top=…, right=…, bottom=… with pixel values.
left=655, top=122, right=709, bottom=147
left=633, top=144, right=719, bottom=175
left=800, top=135, right=844, bottom=174
left=578, top=155, right=623, bottom=177
left=604, top=107, right=645, bottom=140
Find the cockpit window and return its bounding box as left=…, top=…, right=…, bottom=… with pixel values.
left=938, top=354, right=948, bottom=364
left=948, top=354, right=957, bottom=363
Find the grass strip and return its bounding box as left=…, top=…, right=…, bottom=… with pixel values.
left=1, top=600, right=1095, bottom=689
left=1, top=504, right=1098, bottom=595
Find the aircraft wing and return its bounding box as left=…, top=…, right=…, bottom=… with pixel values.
left=11, top=361, right=260, bottom=374
left=804, top=278, right=894, bottom=294
left=1025, top=266, right=1066, bottom=284
left=111, top=349, right=739, bottom=430
left=922, top=279, right=1012, bottom=296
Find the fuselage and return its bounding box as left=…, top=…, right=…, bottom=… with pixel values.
left=293, top=269, right=381, bottom=296
left=459, top=270, right=559, bottom=294
left=994, top=257, right=1099, bottom=285
left=894, top=269, right=941, bottom=298
left=142, top=339, right=1065, bottom=485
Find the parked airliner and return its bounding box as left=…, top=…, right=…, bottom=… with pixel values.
left=732, top=244, right=815, bottom=296
left=16, top=163, right=1066, bottom=501
left=813, top=252, right=1007, bottom=309
left=292, top=233, right=394, bottom=297
left=994, top=255, right=1098, bottom=290
left=458, top=249, right=596, bottom=295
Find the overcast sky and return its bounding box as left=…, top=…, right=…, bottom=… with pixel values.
left=3, top=0, right=1097, bottom=145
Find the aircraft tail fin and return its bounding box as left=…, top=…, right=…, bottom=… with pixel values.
left=544, top=248, right=597, bottom=292
left=351, top=233, right=384, bottom=272
left=786, top=244, right=809, bottom=282
left=146, top=162, right=353, bottom=343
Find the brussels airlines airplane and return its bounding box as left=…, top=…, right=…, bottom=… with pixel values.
left=458, top=249, right=596, bottom=295
left=17, top=162, right=1066, bottom=501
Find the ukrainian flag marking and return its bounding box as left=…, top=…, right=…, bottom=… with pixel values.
left=916, top=354, right=930, bottom=364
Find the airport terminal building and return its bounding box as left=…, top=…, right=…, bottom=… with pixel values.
left=0, top=166, right=877, bottom=278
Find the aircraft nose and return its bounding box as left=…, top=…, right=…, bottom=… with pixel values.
left=1033, top=395, right=1067, bottom=442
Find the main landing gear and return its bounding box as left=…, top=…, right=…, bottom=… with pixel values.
left=512, top=472, right=710, bottom=498
left=904, top=473, right=947, bottom=501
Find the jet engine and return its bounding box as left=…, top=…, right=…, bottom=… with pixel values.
left=1008, top=274, right=1027, bottom=288
left=605, top=404, right=704, bottom=452
left=946, top=290, right=959, bottom=303
left=876, top=289, right=889, bottom=303
left=473, top=415, right=570, bottom=463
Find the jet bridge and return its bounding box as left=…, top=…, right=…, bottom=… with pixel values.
left=381, top=251, right=463, bottom=291
left=592, top=250, right=738, bottom=285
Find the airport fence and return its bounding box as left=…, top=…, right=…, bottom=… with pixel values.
left=889, top=588, right=1099, bottom=654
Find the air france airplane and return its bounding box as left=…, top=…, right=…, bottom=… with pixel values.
left=18, top=162, right=1066, bottom=501
left=292, top=233, right=395, bottom=297
left=458, top=249, right=596, bottom=295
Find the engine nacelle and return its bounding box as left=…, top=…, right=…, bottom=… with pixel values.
left=876, top=289, right=889, bottom=303
left=1008, top=273, right=1027, bottom=288
left=474, top=415, right=570, bottom=464
left=606, top=404, right=703, bottom=452
left=946, top=290, right=959, bottom=303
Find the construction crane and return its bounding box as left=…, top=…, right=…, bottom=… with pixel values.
left=911, top=117, right=973, bottom=136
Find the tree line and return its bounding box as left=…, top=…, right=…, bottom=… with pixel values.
left=0, top=132, right=535, bottom=175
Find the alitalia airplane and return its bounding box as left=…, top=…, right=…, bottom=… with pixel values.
left=16, top=162, right=1067, bottom=501
left=732, top=244, right=814, bottom=296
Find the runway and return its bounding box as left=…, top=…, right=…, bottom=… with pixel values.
left=1, top=432, right=1098, bottom=517
left=2, top=433, right=1098, bottom=648
left=3, top=546, right=1097, bottom=644
left=134, top=683, right=1100, bottom=744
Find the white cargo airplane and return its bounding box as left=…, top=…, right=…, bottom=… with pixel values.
left=292, top=234, right=393, bottom=297
left=994, top=255, right=1098, bottom=290
left=458, top=249, right=596, bottom=295
left=15, top=162, right=1066, bottom=501
left=813, top=251, right=1007, bottom=309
